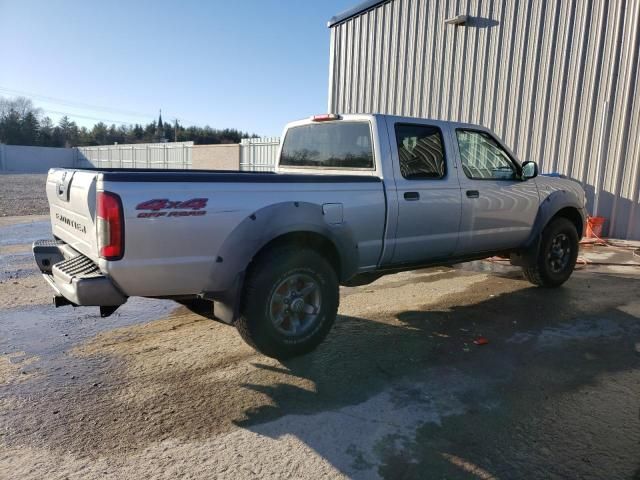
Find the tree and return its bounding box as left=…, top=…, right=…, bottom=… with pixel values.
left=107, top=124, right=120, bottom=144
left=117, top=125, right=130, bottom=143
left=144, top=121, right=156, bottom=142
left=58, top=116, right=79, bottom=147
left=77, top=126, right=91, bottom=146
left=91, top=122, right=108, bottom=145
left=0, top=97, right=43, bottom=145
left=132, top=124, right=144, bottom=140
left=0, top=109, right=23, bottom=145
left=38, top=116, right=54, bottom=146
left=21, top=111, right=40, bottom=145
left=0, top=96, right=258, bottom=147
left=163, top=122, right=174, bottom=142
left=0, top=96, right=40, bottom=119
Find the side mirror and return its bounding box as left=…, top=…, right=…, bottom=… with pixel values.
left=522, top=160, right=538, bottom=180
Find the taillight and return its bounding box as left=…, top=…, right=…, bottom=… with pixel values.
left=97, top=191, right=124, bottom=260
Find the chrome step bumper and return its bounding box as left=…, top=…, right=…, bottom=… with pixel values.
left=32, top=240, right=127, bottom=307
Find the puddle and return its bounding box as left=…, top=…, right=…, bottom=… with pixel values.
left=0, top=297, right=178, bottom=359
left=507, top=316, right=640, bottom=348
left=454, top=259, right=522, bottom=278
left=0, top=220, right=51, bottom=246
left=0, top=297, right=179, bottom=396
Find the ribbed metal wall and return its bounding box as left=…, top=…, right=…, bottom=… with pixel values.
left=329, top=0, right=640, bottom=240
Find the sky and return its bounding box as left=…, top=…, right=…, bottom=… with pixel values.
left=0, top=0, right=358, bottom=136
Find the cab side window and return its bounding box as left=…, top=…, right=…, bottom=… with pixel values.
left=395, top=124, right=446, bottom=179
left=456, top=129, right=516, bottom=180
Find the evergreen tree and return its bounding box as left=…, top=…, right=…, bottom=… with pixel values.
left=58, top=116, right=79, bottom=147
left=38, top=117, right=54, bottom=146
left=21, top=111, right=40, bottom=145
left=132, top=124, right=144, bottom=140
left=0, top=109, right=23, bottom=145
left=91, top=122, right=108, bottom=145
left=0, top=96, right=257, bottom=147
left=144, top=121, right=156, bottom=142
left=107, top=124, right=119, bottom=144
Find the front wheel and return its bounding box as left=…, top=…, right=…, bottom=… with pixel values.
left=236, top=246, right=339, bottom=359
left=523, top=217, right=579, bottom=288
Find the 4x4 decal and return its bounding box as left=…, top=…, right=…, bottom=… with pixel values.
left=136, top=198, right=208, bottom=218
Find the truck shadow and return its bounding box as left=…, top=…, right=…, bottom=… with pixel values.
left=234, top=272, right=640, bottom=477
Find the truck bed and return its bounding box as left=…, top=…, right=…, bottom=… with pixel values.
left=45, top=167, right=387, bottom=299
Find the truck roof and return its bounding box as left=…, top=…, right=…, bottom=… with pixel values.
left=281, top=113, right=518, bottom=169
left=288, top=113, right=488, bottom=132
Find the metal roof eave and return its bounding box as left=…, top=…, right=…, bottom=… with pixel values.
left=328, top=0, right=390, bottom=27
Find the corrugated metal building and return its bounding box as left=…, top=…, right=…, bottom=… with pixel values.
left=328, top=0, right=640, bottom=240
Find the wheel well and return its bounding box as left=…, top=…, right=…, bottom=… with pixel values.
left=248, top=231, right=341, bottom=279
left=551, top=207, right=584, bottom=238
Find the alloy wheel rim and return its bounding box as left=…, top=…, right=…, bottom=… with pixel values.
left=268, top=273, right=322, bottom=337
left=547, top=233, right=571, bottom=273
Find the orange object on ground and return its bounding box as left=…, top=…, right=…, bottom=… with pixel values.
left=586, top=216, right=606, bottom=239
left=473, top=337, right=489, bottom=346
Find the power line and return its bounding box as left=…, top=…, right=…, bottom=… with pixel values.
left=41, top=109, right=140, bottom=126
left=0, top=86, right=155, bottom=120
left=0, top=86, right=200, bottom=125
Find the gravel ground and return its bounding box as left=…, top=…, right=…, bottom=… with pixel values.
left=0, top=174, right=48, bottom=217
left=0, top=216, right=639, bottom=479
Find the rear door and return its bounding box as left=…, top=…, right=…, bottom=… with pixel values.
left=387, top=120, right=462, bottom=264
left=451, top=128, right=539, bottom=254
left=47, top=169, right=100, bottom=262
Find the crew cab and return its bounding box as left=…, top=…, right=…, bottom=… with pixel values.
left=33, top=114, right=587, bottom=358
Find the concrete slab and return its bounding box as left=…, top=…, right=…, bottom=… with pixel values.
left=0, top=215, right=638, bottom=479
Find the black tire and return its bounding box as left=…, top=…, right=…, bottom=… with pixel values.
left=236, top=245, right=339, bottom=359
left=523, top=217, right=579, bottom=288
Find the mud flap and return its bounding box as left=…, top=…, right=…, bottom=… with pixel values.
left=203, top=272, right=245, bottom=325
left=510, top=235, right=541, bottom=267
left=100, top=305, right=120, bottom=318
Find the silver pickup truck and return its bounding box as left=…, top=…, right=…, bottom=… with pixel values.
left=34, top=114, right=587, bottom=358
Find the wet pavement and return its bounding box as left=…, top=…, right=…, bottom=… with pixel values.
left=0, top=216, right=639, bottom=479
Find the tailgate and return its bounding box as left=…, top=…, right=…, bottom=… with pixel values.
left=47, top=169, right=100, bottom=263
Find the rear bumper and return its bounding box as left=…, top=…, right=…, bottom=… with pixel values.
left=32, top=240, right=127, bottom=307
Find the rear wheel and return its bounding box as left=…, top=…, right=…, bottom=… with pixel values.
left=236, top=245, right=339, bottom=359
left=523, top=217, right=579, bottom=288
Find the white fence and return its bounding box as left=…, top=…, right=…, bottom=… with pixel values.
left=1, top=138, right=280, bottom=173
left=77, top=142, right=194, bottom=169
left=240, top=137, right=280, bottom=172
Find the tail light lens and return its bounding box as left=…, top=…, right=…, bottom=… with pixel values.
left=97, top=191, right=124, bottom=260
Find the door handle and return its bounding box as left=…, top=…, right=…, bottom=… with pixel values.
left=404, top=191, right=420, bottom=201
left=466, top=190, right=479, bottom=199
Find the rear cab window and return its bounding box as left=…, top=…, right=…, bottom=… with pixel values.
left=280, top=122, right=374, bottom=169
left=394, top=124, right=447, bottom=179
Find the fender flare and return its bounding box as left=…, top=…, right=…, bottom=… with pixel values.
left=204, top=201, right=358, bottom=323
left=526, top=190, right=586, bottom=246
left=512, top=190, right=586, bottom=267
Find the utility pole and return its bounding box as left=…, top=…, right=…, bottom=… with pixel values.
left=174, top=118, right=178, bottom=143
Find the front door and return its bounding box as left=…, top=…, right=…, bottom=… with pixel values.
left=452, top=128, right=539, bottom=255
left=389, top=121, right=462, bottom=265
